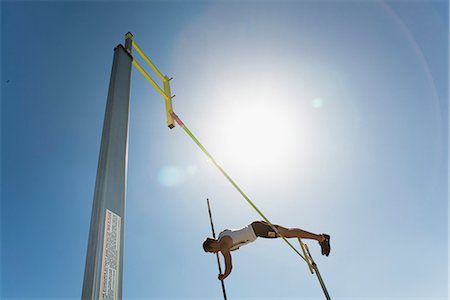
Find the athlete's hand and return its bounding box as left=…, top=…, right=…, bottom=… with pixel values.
left=218, top=274, right=226, bottom=281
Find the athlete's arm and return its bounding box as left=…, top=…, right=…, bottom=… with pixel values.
left=218, top=236, right=233, bottom=280
left=219, top=250, right=232, bottom=280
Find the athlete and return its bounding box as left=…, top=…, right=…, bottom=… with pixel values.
left=203, top=220, right=330, bottom=280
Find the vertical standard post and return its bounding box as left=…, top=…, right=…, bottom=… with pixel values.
left=82, top=33, right=133, bottom=300
left=312, top=263, right=331, bottom=300
left=206, top=199, right=228, bottom=300
left=162, top=76, right=175, bottom=129
left=304, top=244, right=331, bottom=300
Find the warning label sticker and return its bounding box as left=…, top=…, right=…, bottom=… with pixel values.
left=100, top=209, right=121, bottom=300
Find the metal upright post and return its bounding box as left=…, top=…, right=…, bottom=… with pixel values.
left=82, top=33, right=133, bottom=300
left=304, top=244, right=331, bottom=300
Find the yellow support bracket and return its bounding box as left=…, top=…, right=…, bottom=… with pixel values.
left=129, top=36, right=175, bottom=129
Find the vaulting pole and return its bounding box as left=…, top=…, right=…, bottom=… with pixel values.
left=206, top=198, right=228, bottom=300
left=82, top=33, right=133, bottom=300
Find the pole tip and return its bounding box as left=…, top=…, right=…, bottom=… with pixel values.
left=125, top=32, right=134, bottom=40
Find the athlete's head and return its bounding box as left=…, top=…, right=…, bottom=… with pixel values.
left=202, top=237, right=218, bottom=253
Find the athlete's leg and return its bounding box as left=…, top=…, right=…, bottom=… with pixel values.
left=274, top=224, right=331, bottom=256
left=253, top=221, right=330, bottom=256
left=274, top=225, right=324, bottom=242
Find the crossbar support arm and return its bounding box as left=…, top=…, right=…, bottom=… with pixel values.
left=132, top=41, right=165, bottom=81
left=130, top=39, right=175, bottom=129
left=132, top=59, right=168, bottom=100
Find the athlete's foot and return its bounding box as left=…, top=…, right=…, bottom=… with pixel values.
left=319, top=234, right=330, bottom=256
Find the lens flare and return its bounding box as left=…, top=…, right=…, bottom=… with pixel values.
left=158, top=166, right=181, bottom=187
left=312, top=98, right=324, bottom=108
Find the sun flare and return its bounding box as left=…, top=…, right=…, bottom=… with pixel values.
left=208, top=73, right=298, bottom=176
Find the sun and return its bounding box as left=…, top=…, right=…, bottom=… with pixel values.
left=210, top=81, right=297, bottom=176
left=175, top=39, right=303, bottom=179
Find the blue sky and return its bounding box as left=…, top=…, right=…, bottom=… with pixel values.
left=1, top=1, right=448, bottom=299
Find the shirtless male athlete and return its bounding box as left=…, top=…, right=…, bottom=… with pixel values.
left=203, top=220, right=331, bottom=280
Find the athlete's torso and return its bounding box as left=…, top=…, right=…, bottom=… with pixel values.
left=218, top=225, right=257, bottom=251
